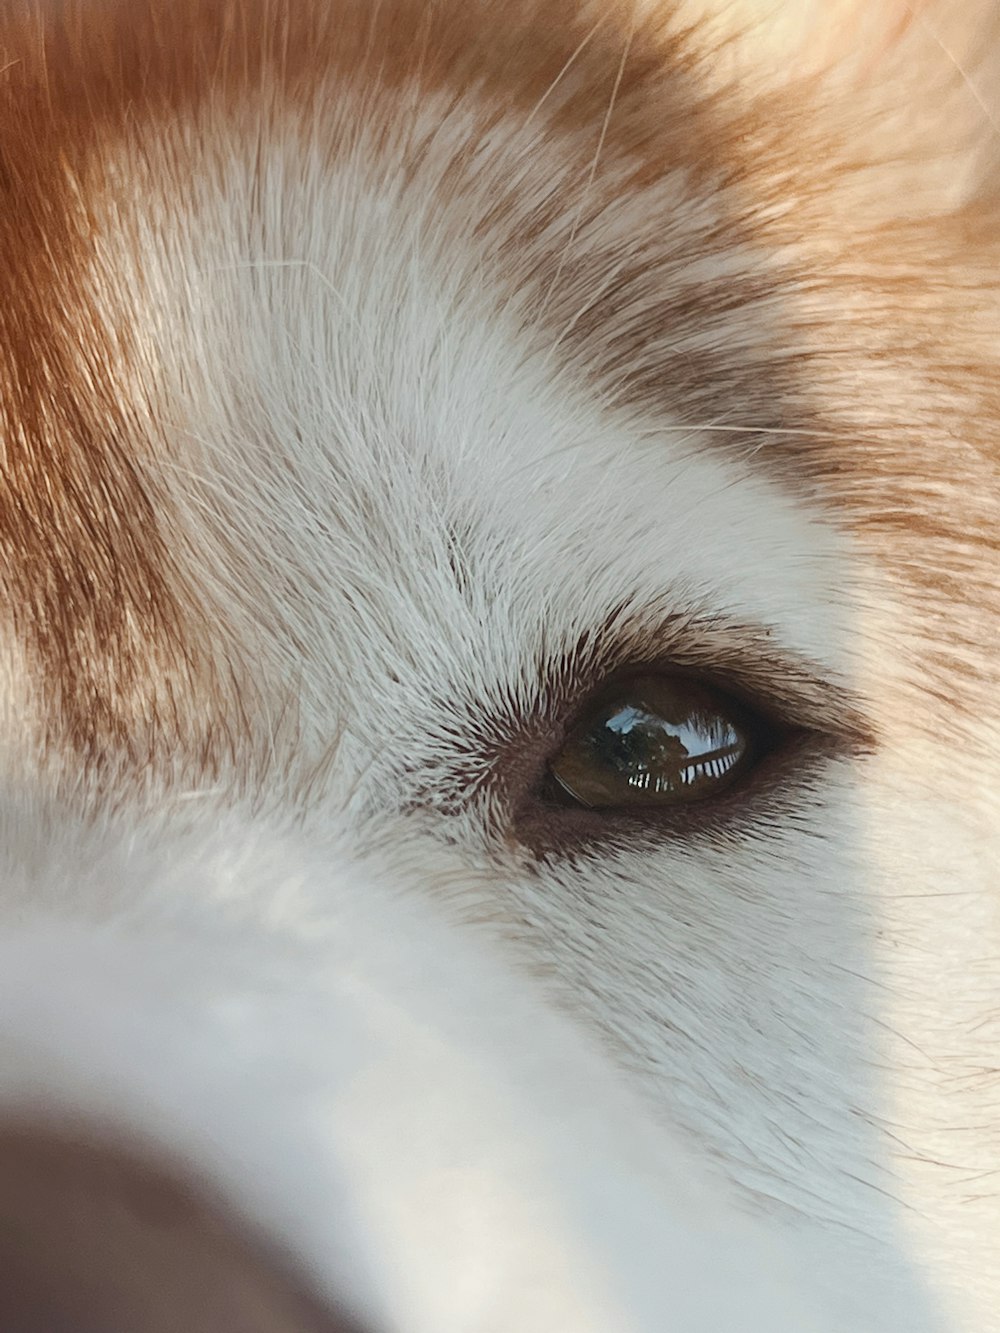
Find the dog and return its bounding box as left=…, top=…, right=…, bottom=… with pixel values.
left=0, top=0, right=996, bottom=1328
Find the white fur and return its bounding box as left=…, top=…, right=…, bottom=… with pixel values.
left=1, top=21, right=997, bottom=1333
left=0, top=811, right=835, bottom=1332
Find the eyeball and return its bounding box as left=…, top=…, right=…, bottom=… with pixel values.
left=548, top=674, right=757, bottom=809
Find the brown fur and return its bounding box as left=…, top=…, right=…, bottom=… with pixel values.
left=0, top=0, right=996, bottom=771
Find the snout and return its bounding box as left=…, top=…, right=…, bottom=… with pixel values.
left=0, top=817, right=837, bottom=1332
left=0, top=1124, right=365, bottom=1332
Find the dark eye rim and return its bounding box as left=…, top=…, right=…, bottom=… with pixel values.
left=509, top=662, right=835, bottom=857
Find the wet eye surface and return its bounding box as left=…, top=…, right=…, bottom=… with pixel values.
left=547, top=674, right=757, bottom=809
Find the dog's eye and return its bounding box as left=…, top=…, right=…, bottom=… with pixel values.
left=547, top=675, right=757, bottom=809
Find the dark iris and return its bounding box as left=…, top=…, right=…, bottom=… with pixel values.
left=548, top=675, right=754, bottom=808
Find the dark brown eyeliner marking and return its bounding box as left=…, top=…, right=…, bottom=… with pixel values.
left=403, top=606, right=874, bottom=849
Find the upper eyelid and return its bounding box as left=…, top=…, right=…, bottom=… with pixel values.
left=541, top=612, right=873, bottom=749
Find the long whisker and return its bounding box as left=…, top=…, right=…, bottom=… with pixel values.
left=905, top=3, right=1000, bottom=141
left=543, top=249, right=637, bottom=367
left=206, top=259, right=366, bottom=339
left=538, top=20, right=635, bottom=323
left=523, top=15, right=607, bottom=128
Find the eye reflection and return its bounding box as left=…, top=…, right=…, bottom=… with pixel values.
left=549, top=675, right=754, bottom=809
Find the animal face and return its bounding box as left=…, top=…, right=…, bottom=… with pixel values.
left=0, top=2, right=997, bottom=1329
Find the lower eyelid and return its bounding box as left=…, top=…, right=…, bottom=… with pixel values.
left=512, top=731, right=839, bottom=858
